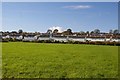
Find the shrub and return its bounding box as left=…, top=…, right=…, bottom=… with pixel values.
left=73, top=41, right=80, bottom=44
left=2, top=38, right=9, bottom=42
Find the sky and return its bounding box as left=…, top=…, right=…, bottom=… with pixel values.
left=2, top=2, right=118, bottom=33
left=1, top=0, right=120, bottom=2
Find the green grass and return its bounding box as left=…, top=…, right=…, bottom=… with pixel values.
left=0, top=42, right=2, bottom=78
left=2, top=42, right=118, bottom=78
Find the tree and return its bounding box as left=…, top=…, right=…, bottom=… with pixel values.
left=86, top=31, right=89, bottom=36
left=18, top=29, right=23, bottom=34
left=67, top=28, right=72, bottom=35
left=80, top=31, right=85, bottom=34
left=47, top=29, right=52, bottom=35
left=47, top=29, right=52, bottom=33
left=53, top=29, right=58, bottom=34
left=113, top=29, right=119, bottom=34
left=109, top=29, right=113, bottom=34
left=86, top=31, right=89, bottom=34
left=11, top=31, right=17, bottom=34
left=90, top=31, right=94, bottom=34
left=93, top=29, right=100, bottom=34
left=62, top=28, right=72, bottom=35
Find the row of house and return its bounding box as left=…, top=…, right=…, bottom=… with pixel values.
left=1, top=33, right=120, bottom=42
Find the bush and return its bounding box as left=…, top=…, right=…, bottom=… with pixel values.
left=95, top=41, right=105, bottom=45
left=67, top=40, right=74, bottom=44
left=2, top=38, right=9, bottom=42
left=73, top=41, right=80, bottom=44
left=54, top=40, right=60, bottom=43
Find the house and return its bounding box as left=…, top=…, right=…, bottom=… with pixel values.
left=1, top=31, right=120, bottom=43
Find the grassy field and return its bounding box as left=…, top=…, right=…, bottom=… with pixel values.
left=2, top=42, right=118, bottom=78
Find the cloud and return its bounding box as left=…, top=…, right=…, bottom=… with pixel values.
left=63, top=5, right=92, bottom=9
left=49, top=26, right=64, bottom=33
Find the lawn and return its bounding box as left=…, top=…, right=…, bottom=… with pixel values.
left=2, top=42, right=118, bottom=78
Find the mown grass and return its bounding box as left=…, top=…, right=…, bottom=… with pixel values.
left=0, top=42, right=2, bottom=78
left=2, top=42, right=118, bottom=78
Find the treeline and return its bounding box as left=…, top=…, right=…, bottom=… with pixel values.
left=1, top=38, right=120, bottom=46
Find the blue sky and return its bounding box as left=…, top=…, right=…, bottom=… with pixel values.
left=1, top=0, right=120, bottom=2
left=2, top=2, right=118, bottom=32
